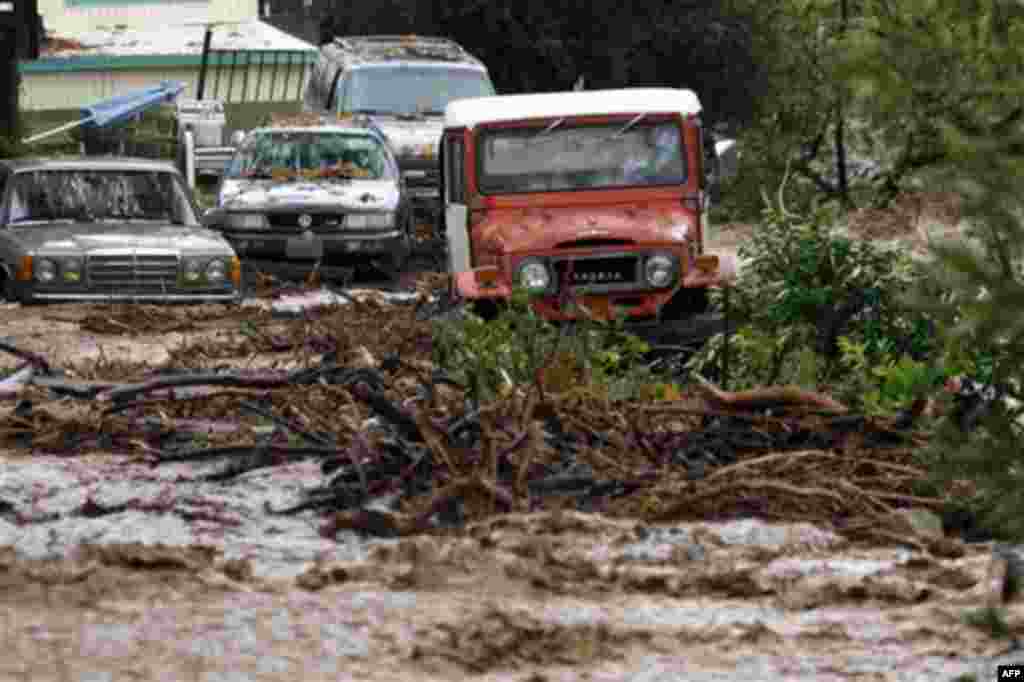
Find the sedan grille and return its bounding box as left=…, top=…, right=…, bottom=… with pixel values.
left=552, top=255, right=640, bottom=289
left=266, top=212, right=346, bottom=231
left=87, top=253, right=180, bottom=292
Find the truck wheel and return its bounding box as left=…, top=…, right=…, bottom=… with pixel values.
left=661, top=286, right=709, bottom=320
left=385, top=214, right=413, bottom=274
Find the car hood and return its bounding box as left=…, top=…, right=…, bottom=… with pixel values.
left=219, top=178, right=400, bottom=212
left=369, top=116, right=444, bottom=157
left=477, top=206, right=696, bottom=254
left=13, top=223, right=234, bottom=256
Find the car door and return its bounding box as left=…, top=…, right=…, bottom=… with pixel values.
left=443, top=130, right=470, bottom=274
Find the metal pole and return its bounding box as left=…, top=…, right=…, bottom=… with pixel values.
left=196, top=26, right=213, bottom=100
left=722, top=286, right=731, bottom=390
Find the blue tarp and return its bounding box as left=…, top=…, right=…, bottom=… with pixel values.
left=23, top=80, right=187, bottom=145
left=80, top=80, right=187, bottom=129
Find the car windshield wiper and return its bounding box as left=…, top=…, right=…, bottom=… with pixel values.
left=594, top=114, right=647, bottom=146
left=394, top=110, right=426, bottom=121
left=528, top=117, right=565, bottom=146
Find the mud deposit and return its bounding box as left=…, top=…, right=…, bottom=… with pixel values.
left=0, top=508, right=1019, bottom=681
left=0, top=222, right=1016, bottom=681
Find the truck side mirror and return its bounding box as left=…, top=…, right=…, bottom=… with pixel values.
left=714, top=139, right=739, bottom=182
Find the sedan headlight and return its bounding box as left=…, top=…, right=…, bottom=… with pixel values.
left=644, top=253, right=678, bottom=288
left=183, top=258, right=204, bottom=283
left=516, top=258, right=552, bottom=292
left=346, top=212, right=395, bottom=229
left=35, top=258, right=57, bottom=283
left=225, top=213, right=268, bottom=230
left=206, top=259, right=227, bottom=282
left=61, top=257, right=83, bottom=283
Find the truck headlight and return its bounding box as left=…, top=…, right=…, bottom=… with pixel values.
left=226, top=213, right=268, bottom=230
left=644, top=253, right=677, bottom=288
left=346, top=212, right=395, bottom=229
left=516, top=258, right=551, bottom=292
left=183, top=258, right=204, bottom=283
left=35, top=258, right=56, bottom=283
left=206, top=259, right=227, bottom=282
left=61, top=256, right=83, bottom=283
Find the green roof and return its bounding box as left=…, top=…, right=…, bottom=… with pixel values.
left=20, top=51, right=315, bottom=74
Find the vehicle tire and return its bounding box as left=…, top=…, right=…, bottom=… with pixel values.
left=661, top=286, right=709, bottom=320
left=387, top=215, right=414, bottom=277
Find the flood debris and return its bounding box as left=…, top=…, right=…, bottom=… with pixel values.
left=0, top=274, right=954, bottom=557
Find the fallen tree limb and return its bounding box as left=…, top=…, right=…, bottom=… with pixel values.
left=157, top=443, right=346, bottom=464
left=0, top=340, right=51, bottom=372
left=239, top=400, right=333, bottom=447
left=0, top=364, right=34, bottom=400
left=691, top=373, right=849, bottom=414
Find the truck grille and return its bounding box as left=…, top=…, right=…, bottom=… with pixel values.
left=87, top=253, right=180, bottom=292
left=552, top=255, right=640, bottom=289
left=266, top=212, right=345, bottom=231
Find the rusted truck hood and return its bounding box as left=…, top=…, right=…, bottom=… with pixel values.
left=477, top=206, right=696, bottom=254
left=12, top=223, right=233, bottom=256
left=219, top=179, right=400, bottom=212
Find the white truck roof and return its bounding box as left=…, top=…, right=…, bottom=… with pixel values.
left=444, top=88, right=702, bottom=130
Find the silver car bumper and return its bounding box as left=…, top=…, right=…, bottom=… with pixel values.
left=30, top=292, right=241, bottom=303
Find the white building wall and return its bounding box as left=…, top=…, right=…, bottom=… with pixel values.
left=20, top=61, right=310, bottom=111
left=37, top=0, right=260, bottom=37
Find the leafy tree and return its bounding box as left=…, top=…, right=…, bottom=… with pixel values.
left=720, top=0, right=872, bottom=216
left=844, top=0, right=1024, bottom=538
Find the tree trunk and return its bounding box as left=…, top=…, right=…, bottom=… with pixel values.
left=834, top=0, right=851, bottom=208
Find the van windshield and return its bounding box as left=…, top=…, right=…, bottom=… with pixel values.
left=477, top=120, right=687, bottom=194
left=342, top=67, right=495, bottom=117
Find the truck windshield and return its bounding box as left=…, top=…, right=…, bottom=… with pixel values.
left=343, top=66, right=495, bottom=117
left=477, top=120, right=687, bottom=194
left=6, top=169, right=198, bottom=225
left=226, top=131, right=394, bottom=180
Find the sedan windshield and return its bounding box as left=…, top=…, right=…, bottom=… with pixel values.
left=6, top=169, right=198, bottom=225
left=477, top=120, right=687, bottom=194
left=226, top=131, right=395, bottom=180
left=342, top=66, right=495, bottom=117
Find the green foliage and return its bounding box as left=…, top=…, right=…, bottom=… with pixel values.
left=841, top=0, right=1024, bottom=538
left=963, top=606, right=1013, bottom=640
left=690, top=183, right=938, bottom=406
left=431, top=287, right=660, bottom=404
left=838, top=338, right=945, bottom=415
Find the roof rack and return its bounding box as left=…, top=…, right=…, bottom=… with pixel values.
left=331, top=34, right=470, bottom=62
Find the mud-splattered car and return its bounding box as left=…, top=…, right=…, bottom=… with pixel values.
left=441, top=88, right=739, bottom=343
left=0, top=158, right=241, bottom=304
left=203, top=120, right=413, bottom=278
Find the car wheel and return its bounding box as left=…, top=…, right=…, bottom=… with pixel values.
left=388, top=215, right=414, bottom=276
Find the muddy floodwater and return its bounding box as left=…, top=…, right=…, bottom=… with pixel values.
left=1, top=213, right=1020, bottom=681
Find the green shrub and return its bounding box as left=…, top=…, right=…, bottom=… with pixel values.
left=431, top=287, right=661, bottom=404
left=689, top=182, right=942, bottom=409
